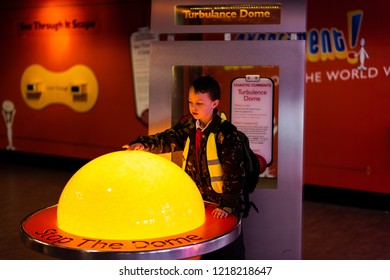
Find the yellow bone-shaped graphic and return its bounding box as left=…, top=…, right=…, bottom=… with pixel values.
left=21, top=64, right=98, bottom=113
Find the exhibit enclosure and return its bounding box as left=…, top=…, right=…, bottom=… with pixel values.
left=149, top=0, right=306, bottom=259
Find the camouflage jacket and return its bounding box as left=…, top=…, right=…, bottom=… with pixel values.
left=130, top=113, right=246, bottom=215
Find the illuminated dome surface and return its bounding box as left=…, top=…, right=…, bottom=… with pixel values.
left=57, top=151, right=205, bottom=240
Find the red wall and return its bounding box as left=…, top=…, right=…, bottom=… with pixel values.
left=0, top=0, right=388, bottom=194
left=0, top=0, right=150, bottom=159
left=304, top=1, right=390, bottom=193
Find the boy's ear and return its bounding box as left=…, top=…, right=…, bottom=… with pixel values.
left=212, top=99, right=219, bottom=108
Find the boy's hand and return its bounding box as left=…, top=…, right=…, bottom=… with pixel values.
left=122, top=143, right=145, bottom=151
left=212, top=208, right=230, bottom=219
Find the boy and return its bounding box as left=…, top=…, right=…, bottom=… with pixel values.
left=124, top=76, right=246, bottom=258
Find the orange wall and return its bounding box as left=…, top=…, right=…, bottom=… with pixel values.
left=0, top=1, right=150, bottom=159
left=0, top=1, right=388, bottom=194
left=304, top=1, right=390, bottom=193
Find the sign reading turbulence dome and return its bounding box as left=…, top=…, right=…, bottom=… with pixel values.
left=175, top=4, right=281, bottom=25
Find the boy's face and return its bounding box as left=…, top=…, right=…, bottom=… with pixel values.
left=188, top=86, right=219, bottom=124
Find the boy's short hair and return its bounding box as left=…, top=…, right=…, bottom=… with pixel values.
left=192, top=76, right=221, bottom=101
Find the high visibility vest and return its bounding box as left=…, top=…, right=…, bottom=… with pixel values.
left=182, top=132, right=223, bottom=193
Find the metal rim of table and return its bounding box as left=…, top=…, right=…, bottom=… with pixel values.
left=20, top=204, right=241, bottom=260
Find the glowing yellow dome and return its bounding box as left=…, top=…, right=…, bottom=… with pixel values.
left=57, top=151, right=205, bottom=240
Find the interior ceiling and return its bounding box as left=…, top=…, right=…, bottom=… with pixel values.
left=0, top=0, right=146, bottom=10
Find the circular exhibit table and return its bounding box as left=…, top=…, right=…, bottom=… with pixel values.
left=20, top=202, right=241, bottom=260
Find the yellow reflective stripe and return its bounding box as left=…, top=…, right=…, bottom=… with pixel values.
left=207, top=132, right=223, bottom=193
left=220, top=112, right=227, bottom=122
left=181, top=132, right=224, bottom=194
left=182, top=136, right=190, bottom=170
left=208, top=159, right=221, bottom=165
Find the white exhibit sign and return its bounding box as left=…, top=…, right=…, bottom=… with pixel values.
left=130, top=27, right=159, bottom=124
left=231, top=75, right=274, bottom=165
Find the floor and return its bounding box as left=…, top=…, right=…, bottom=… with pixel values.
left=303, top=201, right=390, bottom=259
left=1, top=154, right=389, bottom=260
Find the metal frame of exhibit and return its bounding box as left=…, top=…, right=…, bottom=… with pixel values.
left=20, top=203, right=241, bottom=260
